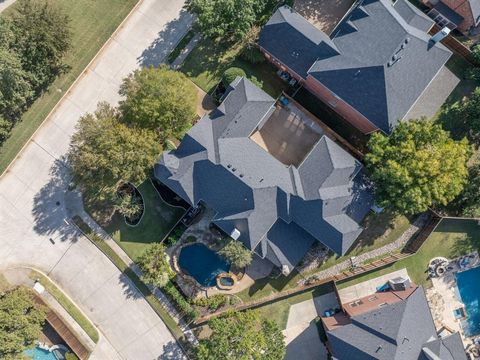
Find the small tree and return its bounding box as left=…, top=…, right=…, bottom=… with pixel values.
left=114, top=193, right=142, bottom=219
left=366, top=119, right=471, bottom=215
left=240, top=26, right=265, bottom=64
left=222, top=67, right=246, bottom=86
left=137, top=243, right=173, bottom=288
left=219, top=240, right=252, bottom=268
left=185, top=0, right=267, bottom=41
left=197, top=310, right=285, bottom=360
left=119, top=66, right=197, bottom=140
left=0, top=287, right=47, bottom=360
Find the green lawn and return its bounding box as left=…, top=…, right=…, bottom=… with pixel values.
left=237, top=212, right=411, bottom=302
left=0, top=0, right=138, bottom=174
left=256, top=283, right=333, bottom=329
left=180, top=37, right=288, bottom=98
left=103, top=180, right=185, bottom=261
left=28, top=270, right=99, bottom=344
left=337, top=218, right=480, bottom=289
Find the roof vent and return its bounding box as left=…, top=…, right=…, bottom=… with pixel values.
left=239, top=174, right=244, bottom=178
left=227, top=164, right=231, bottom=168
left=376, top=346, right=383, bottom=353
left=405, top=37, right=410, bottom=44
left=232, top=168, right=236, bottom=172
left=291, top=51, right=300, bottom=58
left=392, top=54, right=397, bottom=61
left=259, top=178, right=264, bottom=183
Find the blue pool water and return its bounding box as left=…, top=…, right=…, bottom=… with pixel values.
left=178, top=243, right=230, bottom=287
left=25, top=347, right=57, bottom=360
left=456, top=266, right=480, bottom=337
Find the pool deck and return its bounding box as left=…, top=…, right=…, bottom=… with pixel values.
left=429, top=252, right=480, bottom=346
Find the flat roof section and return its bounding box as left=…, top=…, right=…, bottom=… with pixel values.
left=250, top=104, right=324, bottom=167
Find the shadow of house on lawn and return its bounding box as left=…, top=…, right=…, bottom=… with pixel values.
left=31, top=157, right=79, bottom=243
left=138, top=10, right=194, bottom=68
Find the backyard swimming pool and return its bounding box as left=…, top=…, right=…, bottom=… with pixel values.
left=457, top=266, right=480, bottom=337
left=178, top=243, right=230, bottom=287
left=25, top=346, right=57, bottom=360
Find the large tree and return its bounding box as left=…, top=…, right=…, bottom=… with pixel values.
left=69, top=102, right=161, bottom=217
left=185, top=0, right=267, bottom=41
left=9, top=0, right=71, bottom=91
left=0, top=48, right=33, bottom=120
left=0, top=287, right=47, bottom=360
left=219, top=240, right=252, bottom=268
left=119, top=66, right=197, bottom=140
left=365, top=119, right=471, bottom=215
left=137, top=243, right=173, bottom=288
left=197, top=310, right=285, bottom=360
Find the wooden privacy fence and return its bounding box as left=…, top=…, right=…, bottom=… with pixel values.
left=34, top=295, right=90, bottom=360
left=193, top=211, right=442, bottom=325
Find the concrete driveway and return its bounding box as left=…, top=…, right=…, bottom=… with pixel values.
left=0, top=0, right=193, bottom=359
left=283, top=293, right=338, bottom=360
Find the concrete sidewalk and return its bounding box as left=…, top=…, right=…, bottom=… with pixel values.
left=0, top=0, right=193, bottom=358
left=0, top=0, right=16, bottom=13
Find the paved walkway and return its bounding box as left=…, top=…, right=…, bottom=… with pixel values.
left=300, top=212, right=430, bottom=284
left=0, top=0, right=193, bottom=358
left=0, top=0, right=16, bottom=13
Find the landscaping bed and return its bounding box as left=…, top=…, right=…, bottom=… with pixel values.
left=99, top=180, right=185, bottom=261
left=0, top=0, right=139, bottom=174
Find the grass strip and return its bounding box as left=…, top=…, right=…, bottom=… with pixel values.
left=28, top=270, right=99, bottom=344
left=71, top=216, right=191, bottom=351
left=167, top=30, right=195, bottom=64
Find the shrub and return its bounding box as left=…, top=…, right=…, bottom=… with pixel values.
left=163, top=281, right=199, bottom=322
left=222, top=67, right=246, bottom=86
left=164, top=224, right=186, bottom=247
left=193, top=295, right=228, bottom=311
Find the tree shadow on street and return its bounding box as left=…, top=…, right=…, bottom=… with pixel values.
left=118, top=270, right=144, bottom=300
left=138, top=10, right=194, bottom=68
left=31, top=157, right=78, bottom=243
left=157, top=340, right=186, bottom=359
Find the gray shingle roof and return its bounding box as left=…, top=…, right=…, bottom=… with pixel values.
left=394, top=0, right=434, bottom=32
left=258, top=5, right=339, bottom=78
left=155, top=77, right=373, bottom=270
left=420, top=333, right=468, bottom=360
left=469, top=0, right=480, bottom=25
left=259, top=0, right=452, bottom=134
left=327, top=287, right=466, bottom=360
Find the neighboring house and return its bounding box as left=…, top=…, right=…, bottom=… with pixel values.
left=155, top=77, right=373, bottom=274
left=258, top=0, right=455, bottom=135
left=425, top=0, right=480, bottom=33
left=322, top=280, right=467, bottom=360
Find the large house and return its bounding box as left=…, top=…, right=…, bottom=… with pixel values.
left=322, top=278, right=467, bottom=359
left=259, top=0, right=456, bottom=135
left=425, top=0, right=480, bottom=33
left=155, top=77, right=373, bottom=273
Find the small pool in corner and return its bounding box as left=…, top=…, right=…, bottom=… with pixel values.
left=456, top=266, right=480, bottom=337
left=25, top=347, right=58, bottom=360
left=178, top=243, right=230, bottom=287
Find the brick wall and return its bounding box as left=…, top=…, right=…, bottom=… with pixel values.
left=304, top=75, right=379, bottom=134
